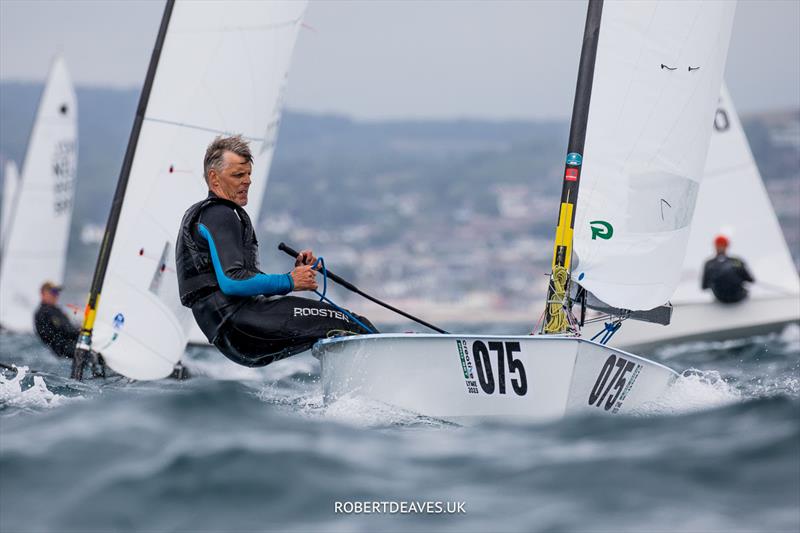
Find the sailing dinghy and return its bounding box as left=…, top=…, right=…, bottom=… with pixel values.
left=71, top=0, right=307, bottom=380
left=0, top=56, right=78, bottom=333
left=610, top=85, right=800, bottom=351
left=312, top=0, right=737, bottom=421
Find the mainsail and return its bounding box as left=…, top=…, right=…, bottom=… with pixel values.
left=571, top=1, right=737, bottom=311
left=1, top=160, right=19, bottom=249
left=0, top=56, right=78, bottom=332
left=73, top=0, right=307, bottom=380
left=672, top=84, right=800, bottom=303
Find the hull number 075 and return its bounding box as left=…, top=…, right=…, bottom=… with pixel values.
left=472, top=340, right=528, bottom=396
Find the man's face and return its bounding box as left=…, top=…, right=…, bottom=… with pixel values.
left=41, top=288, right=59, bottom=305
left=208, top=151, right=252, bottom=206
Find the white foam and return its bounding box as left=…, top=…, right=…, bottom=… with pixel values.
left=322, top=394, right=449, bottom=428
left=633, top=369, right=741, bottom=416
left=778, top=322, right=800, bottom=352
left=0, top=366, right=71, bottom=409
left=256, top=382, right=323, bottom=413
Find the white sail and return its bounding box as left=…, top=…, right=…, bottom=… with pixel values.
left=572, top=1, right=736, bottom=311
left=606, top=84, right=799, bottom=351
left=671, top=84, right=800, bottom=303
left=0, top=57, right=78, bottom=332
left=1, top=160, right=20, bottom=249
left=91, top=0, right=307, bottom=380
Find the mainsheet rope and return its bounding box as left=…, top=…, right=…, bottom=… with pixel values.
left=311, top=257, right=376, bottom=334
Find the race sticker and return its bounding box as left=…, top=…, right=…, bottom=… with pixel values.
left=456, top=340, right=479, bottom=394
left=566, top=152, right=582, bottom=166
left=565, top=168, right=579, bottom=182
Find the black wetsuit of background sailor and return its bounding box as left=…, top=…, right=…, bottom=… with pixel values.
left=176, top=192, right=376, bottom=367
left=702, top=253, right=754, bottom=304
left=34, top=303, right=78, bottom=359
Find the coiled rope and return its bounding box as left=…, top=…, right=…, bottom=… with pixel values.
left=544, top=265, right=571, bottom=334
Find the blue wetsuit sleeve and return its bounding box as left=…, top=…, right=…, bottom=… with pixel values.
left=197, top=211, right=293, bottom=297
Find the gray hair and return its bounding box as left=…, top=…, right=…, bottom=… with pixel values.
left=203, top=135, right=253, bottom=183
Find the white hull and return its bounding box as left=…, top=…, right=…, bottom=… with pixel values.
left=313, top=334, right=678, bottom=423
left=610, top=296, right=800, bottom=353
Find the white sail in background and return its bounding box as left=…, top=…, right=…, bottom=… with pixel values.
left=672, top=84, right=800, bottom=303
left=92, top=0, right=307, bottom=379
left=1, top=160, right=20, bottom=249
left=573, top=1, right=736, bottom=311
left=0, top=57, right=78, bottom=332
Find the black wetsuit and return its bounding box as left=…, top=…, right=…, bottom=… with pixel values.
left=702, top=254, right=754, bottom=304
left=176, top=193, right=375, bottom=367
left=33, top=303, right=78, bottom=359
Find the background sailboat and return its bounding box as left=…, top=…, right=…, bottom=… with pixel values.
left=611, top=84, right=800, bottom=351
left=0, top=56, right=78, bottom=333
left=72, top=0, right=307, bottom=380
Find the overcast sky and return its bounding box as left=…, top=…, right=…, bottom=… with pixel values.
left=1, top=0, right=798, bottom=120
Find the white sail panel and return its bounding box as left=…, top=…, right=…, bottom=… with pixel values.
left=0, top=57, right=78, bottom=332
left=1, top=160, right=20, bottom=250
left=671, top=84, right=800, bottom=303
left=92, top=0, right=307, bottom=379
left=573, top=0, right=737, bottom=310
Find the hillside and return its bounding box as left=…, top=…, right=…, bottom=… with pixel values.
left=1, top=82, right=798, bottom=312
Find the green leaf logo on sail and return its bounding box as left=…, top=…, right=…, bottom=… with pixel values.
left=589, top=220, right=613, bottom=240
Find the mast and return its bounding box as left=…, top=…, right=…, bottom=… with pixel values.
left=71, top=0, right=175, bottom=379
left=542, top=0, right=603, bottom=334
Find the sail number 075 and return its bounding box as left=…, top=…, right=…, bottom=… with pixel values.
left=472, top=341, right=528, bottom=396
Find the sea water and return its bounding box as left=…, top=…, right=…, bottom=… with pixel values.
left=1, top=324, right=798, bottom=532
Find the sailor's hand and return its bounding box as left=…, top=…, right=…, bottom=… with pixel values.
left=291, top=264, right=318, bottom=291
left=295, top=249, right=317, bottom=268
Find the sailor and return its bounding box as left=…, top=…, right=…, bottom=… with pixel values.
left=177, top=135, right=376, bottom=367
left=701, top=235, right=755, bottom=304
left=33, top=281, right=79, bottom=359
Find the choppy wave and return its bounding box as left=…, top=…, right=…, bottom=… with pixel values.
left=0, top=366, right=72, bottom=410
left=1, top=326, right=798, bottom=533
left=632, top=368, right=741, bottom=416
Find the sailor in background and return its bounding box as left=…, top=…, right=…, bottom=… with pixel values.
left=177, top=135, right=376, bottom=368
left=34, top=281, right=79, bottom=359
left=702, top=235, right=755, bottom=304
